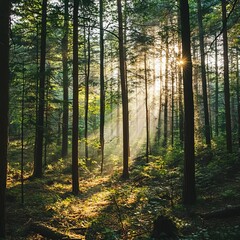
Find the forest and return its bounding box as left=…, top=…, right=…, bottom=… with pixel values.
left=0, top=0, right=240, bottom=239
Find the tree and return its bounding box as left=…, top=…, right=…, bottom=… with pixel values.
left=215, top=36, right=219, bottom=137
left=197, top=0, right=211, bottom=147
left=117, top=0, right=129, bottom=179
left=84, top=24, right=91, bottom=168
left=99, top=0, right=105, bottom=173
left=0, top=0, right=10, bottom=237
left=180, top=0, right=196, bottom=205
left=144, top=52, right=150, bottom=162
left=163, top=25, right=169, bottom=147
left=61, top=0, right=69, bottom=158
left=221, top=0, right=232, bottom=153
left=72, top=0, right=80, bottom=194
left=33, top=0, right=48, bottom=177
left=237, top=50, right=240, bottom=147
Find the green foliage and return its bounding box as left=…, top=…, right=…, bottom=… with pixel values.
left=183, top=225, right=240, bottom=240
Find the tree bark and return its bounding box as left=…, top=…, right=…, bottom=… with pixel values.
left=197, top=0, right=211, bottom=147
left=0, top=0, right=10, bottom=237
left=61, top=0, right=69, bottom=158
left=222, top=0, right=232, bottom=153
left=180, top=0, right=196, bottom=205
left=144, top=52, right=149, bottom=163
left=171, top=68, right=174, bottom=146
left=100, top=0, right=105, bottom=173
left=72, top=0, right=80, bottom=194
left=34, top=0, right=47, bottom=178
left=157, top=46, right=163, bottom=145
left=117, top=0, right=129, bottom=179
left=215, top=36, right=219, bottom=137
left=163, top=27, right=169, bottom=147
left=21, top=62, right=25, bottom=204
left=236, top=50, right=240, bottom=148
left=84, top=26, right=91, bottom=168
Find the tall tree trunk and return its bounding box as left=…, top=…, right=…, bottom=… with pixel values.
left=21, top=62, right=25, bottom=205
left=206, top=55, right=213, bottom=138
left=171, top=69, right=174, bottom=146
left=163, top=28, right=169, bottom=147
left=72, top=0, right=80, bottom=195
left=117, top=67, right=120, bottom=144
left=215, top=36, right=219, bottom=136
left=0, top=0, right=10, bottom=237
left=236, top=50, right=240, bottom=148
left=192, top=38, right=201, bottom=143
left=124, top=0, right=130, bottom=158
left=84, top=26, right=91, bottom=168
left=34, top=0, right=47, bottom=178
left=44, top=76, right=50, bottom=167
left=180, top=0, right=196, bottom=205
left=222, top=0, right=232, bottom=153
left=117, top=0, right=129, bottom=179
left=34, top=23, right=39, bottom=163
left=110, top=44, right=114, bottom=135
left=100, top=0, right=105, bottom=173
left=61, top=0, right=69, bottom=158
left=144, top=52, right=149, bottom=163
left=157, top=46, right=163, bottom=145
left=197, top=0, right=211, bottom=147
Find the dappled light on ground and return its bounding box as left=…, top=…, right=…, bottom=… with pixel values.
left=5, top=150, right=240, bottom=239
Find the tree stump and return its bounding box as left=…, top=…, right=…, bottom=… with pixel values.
left=152, top=215, right=178, bottom=239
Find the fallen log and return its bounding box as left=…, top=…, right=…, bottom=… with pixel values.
left=29, top=222, right=70, bottom=239
left=200, top=205, right=240, bottom=219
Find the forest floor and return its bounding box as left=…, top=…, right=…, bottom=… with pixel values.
left=4, top=142, right=240, bottom=240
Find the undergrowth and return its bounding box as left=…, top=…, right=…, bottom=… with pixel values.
left=5, top=140, right=240, bottom=239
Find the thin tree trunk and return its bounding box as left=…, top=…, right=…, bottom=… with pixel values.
left=180, top=0, right=196, bottom=205
left=222, top=0, right=232, bottom=153
left=157, top=46, right=163, bottom=145
left=44, top=76, right=49, bottom=167
left=72, top=0, right=80, bottom=195
left=197, top=0, right=211, bottom=147
left=34, top=0, right=47, bottom=178
left=100, top=0, right=105, bottom=173
left=117, top=67, right=120, bottom=144
left=215, top=37, right=219, bottom=136
left=171, top=69, right=174, bottom=146
left=236, top=50, right=240, bottom=148
left=163, top=28, right=169, bottom=147
left=61, top=0, right=69, bottom=158
left=192, top=38, right=201, bottom=142
left=34, top=23, right=39, bottom=163
left=0, top=0, right=10, bottom=236
left=206, top=55, right=213, bottom=139
left=117, top=0, right=129, bottom=179
left=21, top=62, right=25, bottom=205
left=124, top=0, right=130, bottom=158
left=85, top=26, right=91, bottom=168
left=144, top=52, right=149, bottom=163
left=110, top=44, right=114, bottom=135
